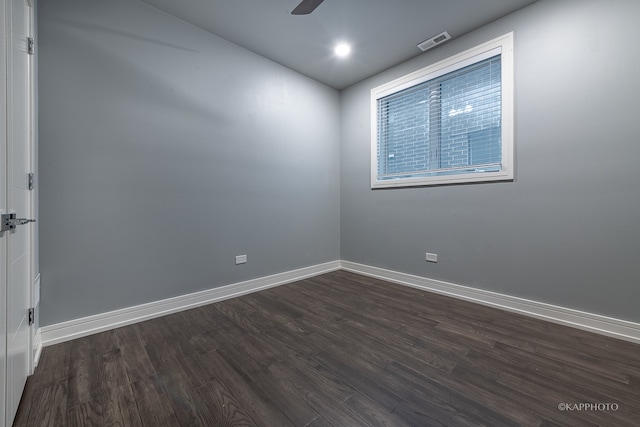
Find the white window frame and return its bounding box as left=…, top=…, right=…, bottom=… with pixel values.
left=371, top=32, right=514, bottom=188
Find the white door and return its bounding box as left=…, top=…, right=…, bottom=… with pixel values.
left=3, top=0, right=34, bottom=425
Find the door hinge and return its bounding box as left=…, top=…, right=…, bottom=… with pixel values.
left=28, top=308, right=35, bottom=326
left=27, top=37, right=35, bottom=55
left=28, top=172, right=34, bottom=190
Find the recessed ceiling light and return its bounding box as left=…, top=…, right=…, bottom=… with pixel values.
left=334, top=43, right=351, bottom=58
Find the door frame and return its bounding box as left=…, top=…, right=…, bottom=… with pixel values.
left=1, top=0, right=37, bottom=425
left=0, top=0, right=8, bottom=423
left=25, top=0, right=37, bottom=375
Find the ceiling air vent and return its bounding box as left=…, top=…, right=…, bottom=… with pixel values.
left=417, top=31, right=451, bottom=52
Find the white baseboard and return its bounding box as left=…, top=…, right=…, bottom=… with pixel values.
left=39, top=259, right=640, bottom=348
left=32, top=327, right=42, bottom=369
left=340, top=260, right=640, bottom=344
left=40, top=260, right=340, bottom=346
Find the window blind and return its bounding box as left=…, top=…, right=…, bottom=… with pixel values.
left=377, top=55, right=502, bottom=180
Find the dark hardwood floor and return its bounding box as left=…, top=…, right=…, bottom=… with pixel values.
left=14, top=271, right=640, bottom=426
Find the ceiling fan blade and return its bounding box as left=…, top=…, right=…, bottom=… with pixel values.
left=291, top=0, right=324, bottom=15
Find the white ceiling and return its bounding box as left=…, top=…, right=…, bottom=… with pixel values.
left=141, top=0, right=538, bottom=89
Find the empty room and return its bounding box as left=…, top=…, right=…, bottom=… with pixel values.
left=2, top=0, right=640, bottom=425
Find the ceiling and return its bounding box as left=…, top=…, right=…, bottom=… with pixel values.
left=141, top=0, right=538, bottom=90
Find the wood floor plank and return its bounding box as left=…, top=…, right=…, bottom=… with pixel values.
left=66, top=398, right=103, bottom=427
left=231, top=330, right=290, bottom=368
left=214, top=297, right=263, bottom=335
left=323, top=310, right=457, bottom=375
left=386, top=360, right=544, bottom=426
left=130, top=375, right=181, bottom=427
left=178, top=304, right=226, bottom=337
left=67, top=335, right=104, bottom=409
left=193, top=348, right=296, bottom=427
left=265, top=361, right=367, bottom=427
left=143, top=338, right=206, bottom=426
left=259, top=323, right=320, bottom=359
left=250, top=291, right=305, bottom=320
left=134, top=318, right=172, bottom=349
left=31, top=341, right=72, bottom=389
left=16, top=271, right=640, bottom=426
left=449, top=363, right=599, bottom=427
left=114, top=324, right=155, bottom=383
left=491, top=341, right=640, bottom=412
left=311, top=349, right=404, bottom=413
left=21, top=382, right=68, bottom=427
left=194, top=379, right=258, bottom=426
left=341, top=391, right=410, bottom=427
left=100, top=384, right=144, bottom=427
left=168, top=340, right=225, bottom=389
left=305, top=415, right=334, bottom=427
left=282, top=352, right=356, bottom=404
left=386, top=360, right=518, bottom=427
left=214, top=330, right=322, bottom=426
left=496, top=369, right=633, bottom=427
left=11, top=375, right=37, bottom=425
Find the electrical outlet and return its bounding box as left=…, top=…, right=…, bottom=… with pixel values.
left=425, top=252, right=438, bottom=263
left=235, top=254, right=247, bottom=265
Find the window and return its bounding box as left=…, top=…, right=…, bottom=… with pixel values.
left=371, top=33, right=514, bottom=188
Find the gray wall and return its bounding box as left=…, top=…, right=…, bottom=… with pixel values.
left=40, top=0, right=640, bottom=328
left=39, top=0, right=341, bottom=325
left=340, top=0, right=640, bottom=322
